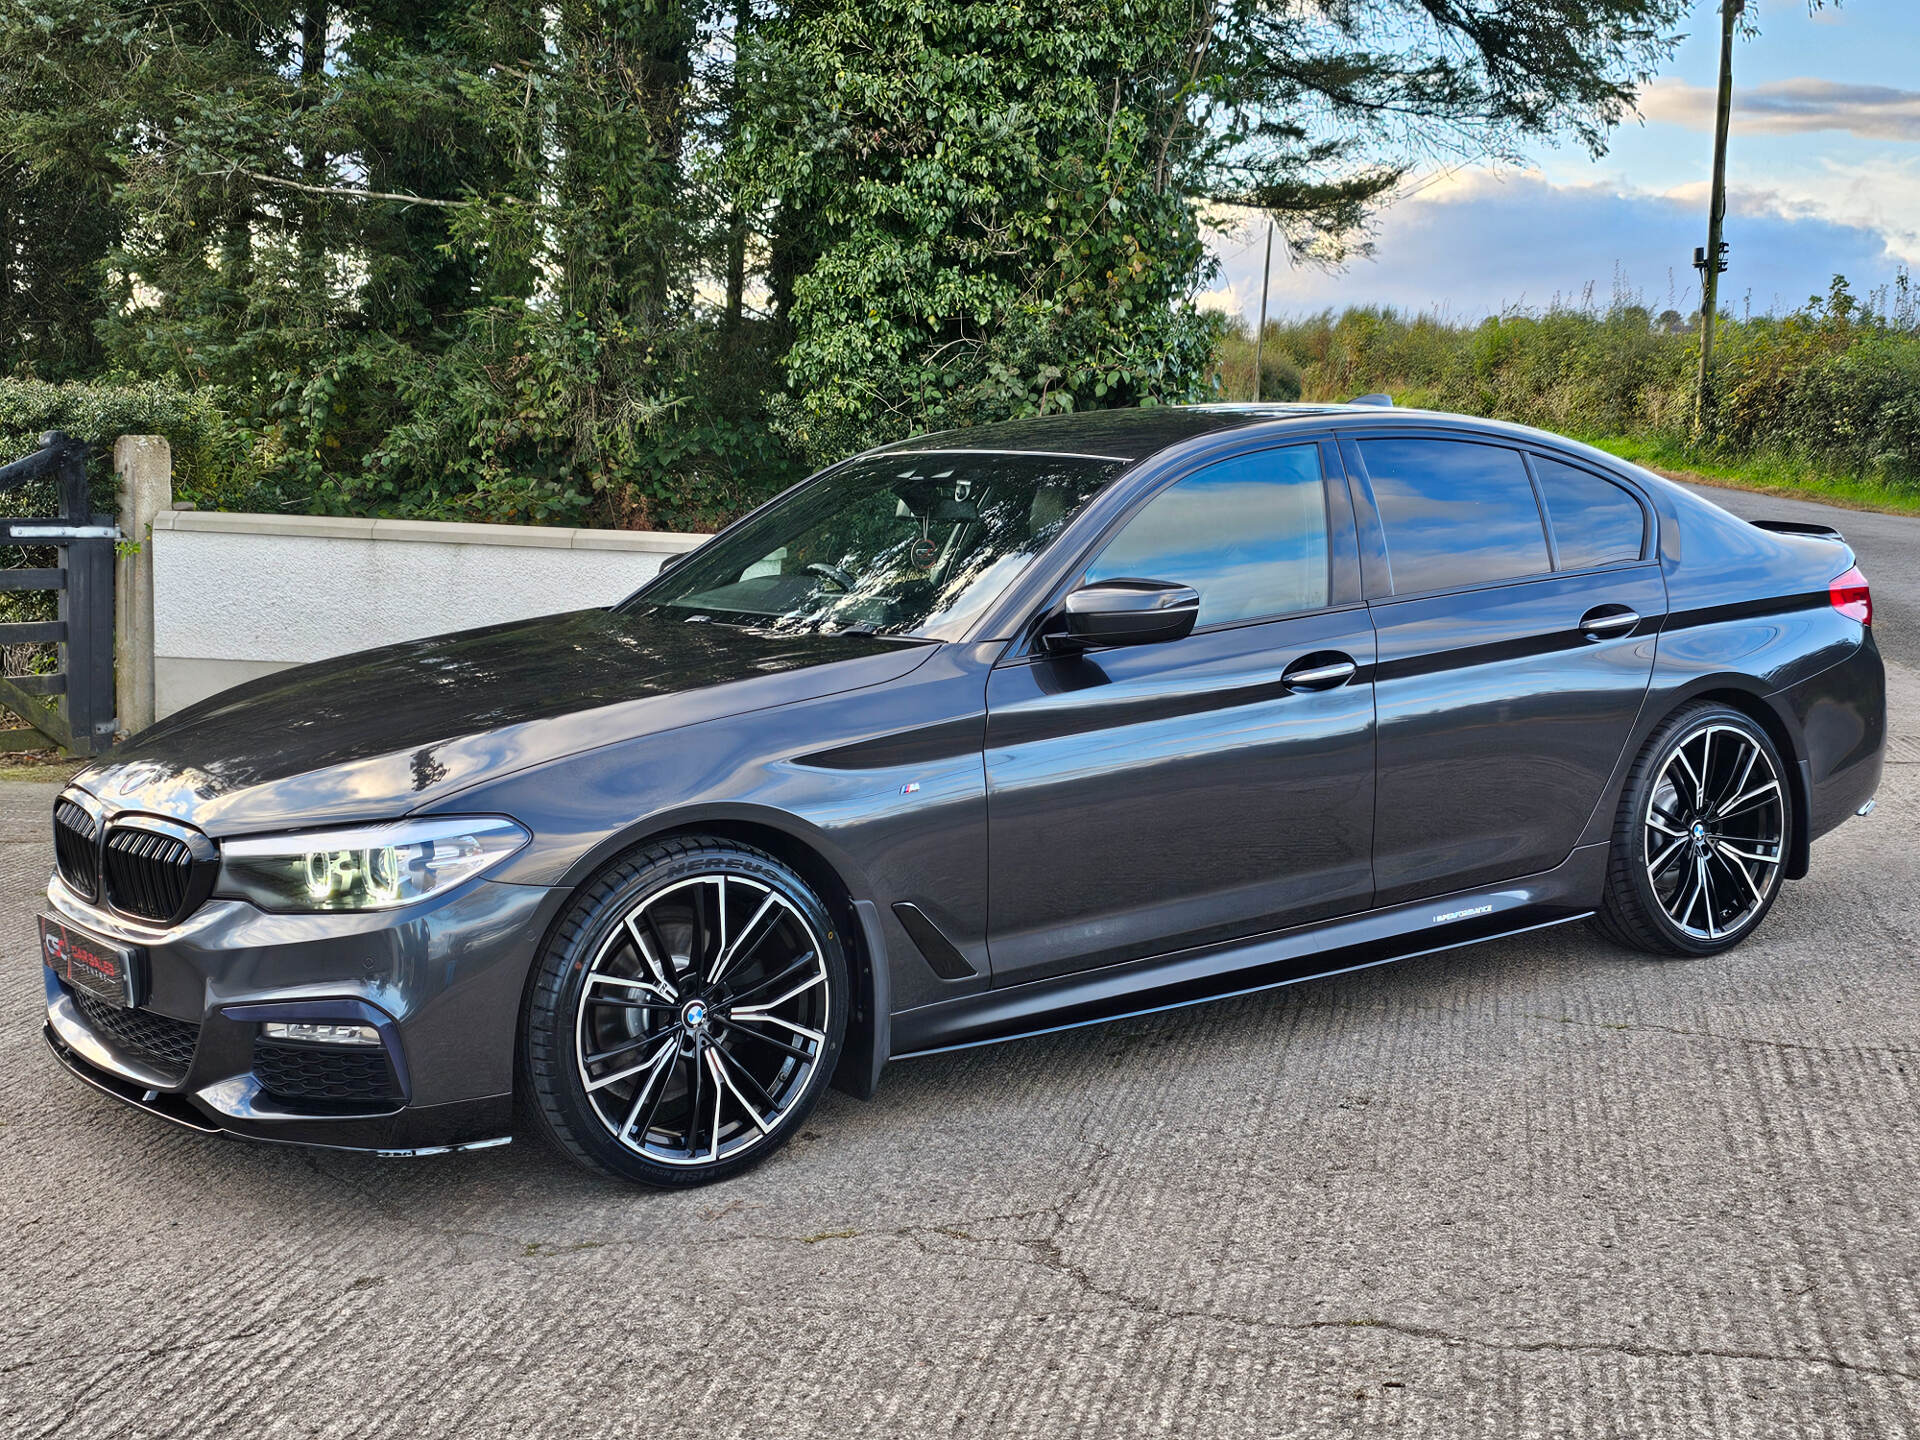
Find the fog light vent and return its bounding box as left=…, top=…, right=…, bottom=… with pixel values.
left=253, top=1037, right=403, bottom=1108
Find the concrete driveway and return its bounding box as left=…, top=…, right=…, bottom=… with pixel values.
left=4, top=486, right=1917, bottom=1439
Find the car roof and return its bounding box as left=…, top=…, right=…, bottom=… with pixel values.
left=866, top=402, right=1641, bottom=469
left=872, top=404, right=1707, bottom=513
left=867, top=404, right=1353, bottom=464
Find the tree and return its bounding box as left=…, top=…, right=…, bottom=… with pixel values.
left=1, top=0, right=1691, bottom=514
left=741, top=0, right=1689, bottom=461
left=0, top=0, right=800, bottom=524
left=735, top=1, right=1228, bottom=461
left=0, top=0, right=137, bottom=379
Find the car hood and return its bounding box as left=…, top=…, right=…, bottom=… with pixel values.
left=75, top=608, right=936, bottom=834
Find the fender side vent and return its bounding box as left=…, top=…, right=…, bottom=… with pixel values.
left=892, top=902, right=978, bottom=981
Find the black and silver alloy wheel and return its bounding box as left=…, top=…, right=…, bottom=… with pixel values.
left=575, top=874, right=829, bottom=1166
left=522, top=839, right=848, bottom=1185
left=1596, top=702, right=1793, bottom=958
left=1643, top=722, right=1785, bottom=942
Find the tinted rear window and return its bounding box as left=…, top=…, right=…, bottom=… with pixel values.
left=1533, top=456, right=1647, bottom=569
left=1359, top=439, right=1549, bottom=595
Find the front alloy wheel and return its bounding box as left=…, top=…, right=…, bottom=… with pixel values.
left=1596, top=702, right=1792, bottom=957
left=522, top=839, right=848, bottom=1185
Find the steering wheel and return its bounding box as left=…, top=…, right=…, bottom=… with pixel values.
left=806, top=562, right=857, bottom=593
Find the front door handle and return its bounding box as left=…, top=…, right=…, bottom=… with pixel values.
left=1579, top=605, right=1640, bottom=639
left=1282, top=652, right=1358, bottom=691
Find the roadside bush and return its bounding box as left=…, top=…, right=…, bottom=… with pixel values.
left=0, top=377, right=259, bottom=515
left=0, top=377, right=261, bottom=667
left=0, top=352, right=804, bottom=534
left=1210, top=318, right=1305, bottom=401
left=288, top=312, right=804, bottom=532
left=1211, top=274, right=1920, bottom=495
left=1716, top=281, right=1920, bottom=487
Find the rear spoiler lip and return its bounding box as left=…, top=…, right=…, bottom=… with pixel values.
left=1750, top=518, right=1845, bottom=542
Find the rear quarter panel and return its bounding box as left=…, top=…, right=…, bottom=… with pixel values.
left=1573, top=476, right=1885, bottom=857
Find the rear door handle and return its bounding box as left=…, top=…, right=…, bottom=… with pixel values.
left=1579, top=605, right=1640, bottom=638
left=1282, top=652, right=1358, bottom=691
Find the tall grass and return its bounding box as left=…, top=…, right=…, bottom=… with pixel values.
left=1210, top=274, right=1920, bottom=505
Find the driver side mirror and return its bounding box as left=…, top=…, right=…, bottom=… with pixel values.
left=1041, top=578, right=1200, bottom=653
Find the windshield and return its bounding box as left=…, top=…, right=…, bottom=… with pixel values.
left=628, top=451, right=1127, bottom=640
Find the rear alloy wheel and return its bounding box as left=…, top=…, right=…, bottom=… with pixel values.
left=1595, top=703, right=1792, bottom=957
left=521, top=839, right=848, bottom=1185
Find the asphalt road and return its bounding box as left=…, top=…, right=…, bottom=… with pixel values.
left=5, top=487, right=1918, bottom=1439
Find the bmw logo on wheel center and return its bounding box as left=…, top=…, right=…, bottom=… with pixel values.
left=38, top=404, right=1885, bottom=1186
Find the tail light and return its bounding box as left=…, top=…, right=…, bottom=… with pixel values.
left=1830, top=566, right=1872, bottom=626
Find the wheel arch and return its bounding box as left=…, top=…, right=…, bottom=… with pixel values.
left=1580, top=673, right=1812, bottom=883
left=1685, top=684, right=1812, bottom=881
left=547, top=804, right=890, bottom=1100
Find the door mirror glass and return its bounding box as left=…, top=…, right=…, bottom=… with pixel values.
left=1045, top=578, right=1200, bottom=652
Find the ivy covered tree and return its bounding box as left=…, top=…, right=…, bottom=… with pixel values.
left=740, top=0, right=1688, bottom=461
left=734, top=1, right=1223, bottom=462
left=1, top=0, right=1689, bottom=519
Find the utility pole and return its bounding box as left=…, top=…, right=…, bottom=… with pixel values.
left=1252, top=219, right=1273, bottom=402
left=1694, top=0, right=1743, bottom=432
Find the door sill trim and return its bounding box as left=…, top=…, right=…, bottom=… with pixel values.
left=890, top=844, right=1606, bottom=1057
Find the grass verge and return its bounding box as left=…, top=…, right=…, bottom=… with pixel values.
left=1575, top=434, right=1920, bottom=516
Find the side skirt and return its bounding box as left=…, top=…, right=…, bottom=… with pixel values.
left=889, top=843, right=1609, bottom=1058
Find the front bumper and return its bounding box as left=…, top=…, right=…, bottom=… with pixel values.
left=40, top=872, right=569, bottom=1153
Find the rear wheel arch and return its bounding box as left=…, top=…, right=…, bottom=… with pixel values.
left=1594, top=697, right=1794, bottom=955
left=1586, top=677, right=1811, bottom=882
left=1686, top=686, right=1811, bottom=880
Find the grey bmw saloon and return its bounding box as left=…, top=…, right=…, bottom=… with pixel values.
left=40, top=404, right=1885, bottom=1185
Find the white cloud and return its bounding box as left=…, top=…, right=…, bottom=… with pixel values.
left=1651, top=152, right=1920, bottom=268
left=1201, top=168, right=1904, bottom=322
left=1640, top=77, right=1920, bottom=142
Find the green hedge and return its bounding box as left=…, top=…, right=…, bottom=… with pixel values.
left=0, top=377, right=262, bottom=516
left=0, top=379, right=268, bottom=648
left=1212, top=276, right=1920, bottom=497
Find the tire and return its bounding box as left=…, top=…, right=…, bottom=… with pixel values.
left=1593, top=701, right=1793, bottom=957
left=520, top=836, right=849, bottom=1187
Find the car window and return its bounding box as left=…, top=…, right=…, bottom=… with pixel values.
left=1358, top=438, right=1549, bottom=595
left=635, top=452, right=1125, bottom=640
left=1533, top=455, right=1647, bottom=569
left=1084, top=446, right=1329, bottom=627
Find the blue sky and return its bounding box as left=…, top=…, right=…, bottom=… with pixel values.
left=1204, top=1, right=1920, bottom=321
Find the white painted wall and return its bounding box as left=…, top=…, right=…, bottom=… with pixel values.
left=149, top=511, right=706, bottom=718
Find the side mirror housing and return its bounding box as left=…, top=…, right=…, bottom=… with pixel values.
left=1043, top=578, right=1200, bottom=653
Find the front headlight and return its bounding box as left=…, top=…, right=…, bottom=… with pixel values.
left=216, top=816, right=530, bottom=913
